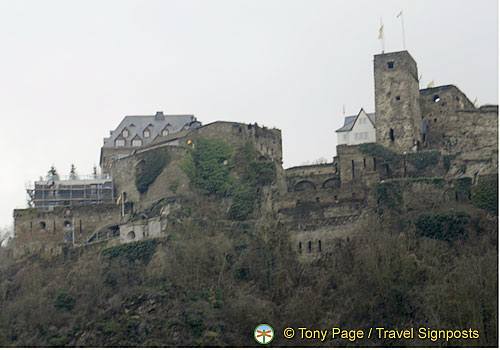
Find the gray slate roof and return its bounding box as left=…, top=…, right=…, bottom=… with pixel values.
left=335, top=111, right=375, bottom=132
left=103, top=112, right=200, bottom=148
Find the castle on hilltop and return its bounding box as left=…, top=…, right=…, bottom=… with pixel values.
left=12, top=50, right=498, bottom=260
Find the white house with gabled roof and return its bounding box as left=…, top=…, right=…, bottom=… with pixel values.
left=336, top=108, right=376, bottom=146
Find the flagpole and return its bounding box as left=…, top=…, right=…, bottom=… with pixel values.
left=401, top=12, right=406, bottom=50
left=380, top=17, right=385, bottom=53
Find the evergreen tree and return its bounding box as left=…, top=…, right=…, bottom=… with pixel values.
left=69, top=164, right=77, bottom=180
left=47, top=165, right=59, bottom=180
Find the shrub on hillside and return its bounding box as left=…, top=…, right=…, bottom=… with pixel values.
left=135, top=148, right=171, bottom=193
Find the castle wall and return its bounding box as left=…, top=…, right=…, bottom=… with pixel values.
left=109, top=146, right=188, bottom=212
left=284, top=163, right=339, bottom=192
left=109, top=121, right=285, bottom=215
left=336, top=144, right=381, bottom=187
left=420, top=86, right=498, bottom=179
left=13, top=204, right=121, bottom=258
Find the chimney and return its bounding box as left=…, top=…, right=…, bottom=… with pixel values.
left=155, top=111, right=165, bottom=120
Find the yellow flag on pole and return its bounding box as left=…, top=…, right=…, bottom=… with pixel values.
left=116, top=194, right=122, bottom=206
left=378, top=25, right=384, bottom=39
left=473, top=97, right=477, bottom=105
left=427, top=80, right=434, bottom=88
left=397, top=10, right=403, bottom=18
left=419, top=74, right=422, bottom=82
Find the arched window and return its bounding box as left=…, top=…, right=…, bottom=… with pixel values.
left=127, top=231, right=136, bottom=240
left=143, top=128, right=150, bottom=138
left=39, top=221, right=46, bottom=230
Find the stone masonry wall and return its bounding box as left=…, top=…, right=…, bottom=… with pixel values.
left=374, top=51, right=422, bottom=152
left=13, top=204, right=121, bottom=258
left=420, top=85, right=498, bottom=179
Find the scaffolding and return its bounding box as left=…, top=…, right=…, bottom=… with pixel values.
left=27, top=174, right=115, bottom=210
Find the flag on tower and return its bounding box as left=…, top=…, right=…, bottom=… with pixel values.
left=378, top=25, right=384, bottom=39
left=397, top=10, right=403, bottom=18
left=473, top=97, right=478, bottom=105
left=427, top=81, right=435, bottom=88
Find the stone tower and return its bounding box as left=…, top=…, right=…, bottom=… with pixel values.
left=374, top=51, right=422, bottom=152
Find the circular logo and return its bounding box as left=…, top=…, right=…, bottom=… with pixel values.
left=254, top=324, right=274, bottom=344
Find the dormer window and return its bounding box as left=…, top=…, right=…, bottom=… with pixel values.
left=162, top=128, right=169, bottom=137
left=131, top=135, right=142, bottom=147
left=122, top=128, right=129, bottom=138
left=143, top=128, right=151, bottom=138
left=115, top=138, right=125, bottom=147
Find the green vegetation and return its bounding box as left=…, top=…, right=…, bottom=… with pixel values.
left=54, top=290, right=76, bottom=311
left=135, top=148, right=171, bottom=193
left=0, top=202, right=496, bottom=347
left=229, top=141, right=276, bottom=220
left=179, top=138, right=237, bottom=197
left=412, top=212, right=471, bottom=241
left=101, top=239, right=159, bottom=264
left=454, top=177, right=472, bottom=201
left=180, top=140, right=276, bottom=221
left=375, top=181, right=403, bottom=211
left=228, top=185, right=257, bottom=221
left=359, top=143, right=402, bottom=164
left=471, top=176, right=498, bottom=214
left=443, top=154, right=455, bottom=171
left=406, top=151, right=441, bottom=170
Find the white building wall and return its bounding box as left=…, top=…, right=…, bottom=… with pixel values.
left=337, top=110, right=376, bottom=146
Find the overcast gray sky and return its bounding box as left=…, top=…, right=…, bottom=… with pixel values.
left=0, top=0, right=497, bottom=229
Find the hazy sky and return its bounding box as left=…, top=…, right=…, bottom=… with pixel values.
left=0, top=0, right=497, bottom=229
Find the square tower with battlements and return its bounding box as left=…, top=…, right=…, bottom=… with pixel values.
left=374, top=51, right=422, bottom=152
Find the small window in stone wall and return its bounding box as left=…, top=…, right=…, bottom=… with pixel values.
left=318, top=240, right=322, bottom=252
left=64, top=221, right=71, bottom=228
left=298, top=242, right=302, bottom=254
left=433, top=95, right=440, bottom=102
left=308, top=241, right=312, bottom=252
left=39, top=221, right=46, bottom=230
left=396, top=96, right=401, bottom=101
left=387, top=61, right=394, bottom=69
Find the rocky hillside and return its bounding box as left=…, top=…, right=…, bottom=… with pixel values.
left=0, top=185, right=497, bottom=347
